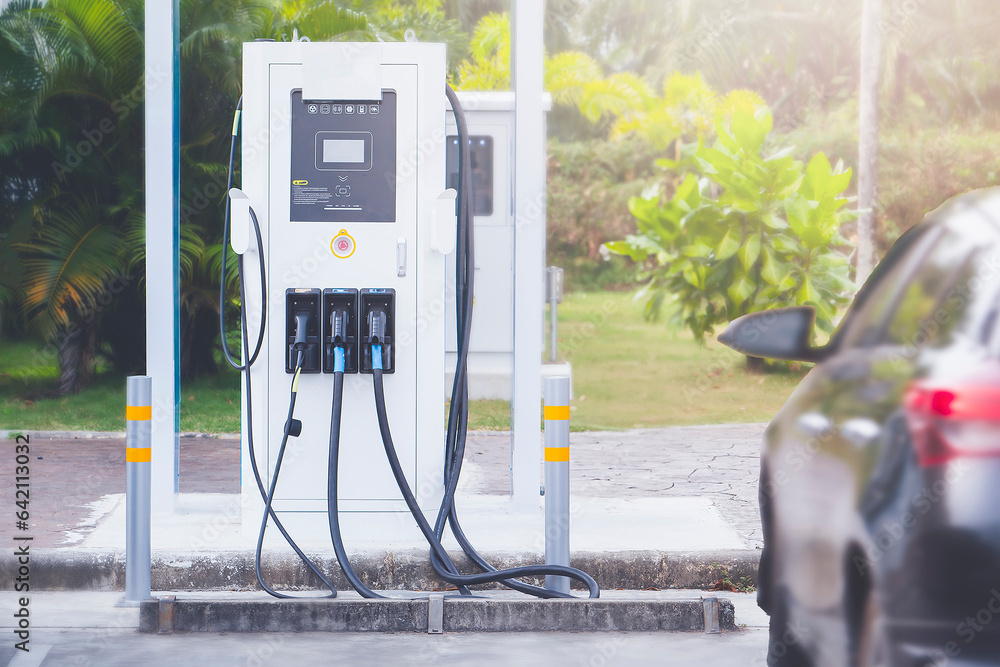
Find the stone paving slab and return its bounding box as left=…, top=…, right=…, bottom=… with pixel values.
left=0, top=434, right=240, bottom=547
left=462, top=425, right=766, bottom=548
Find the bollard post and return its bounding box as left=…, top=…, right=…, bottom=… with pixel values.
left=543, top=375, right=571, bottom=594
left=125, top=376, right=152, bottom=604
left=702, top=597, right=721, bottom=634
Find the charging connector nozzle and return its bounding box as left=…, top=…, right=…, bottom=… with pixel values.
left=367, top=308, right=387, bottom=345
left=322, top=289, right=359, bottom=374
left=331, top=309, right=350, bottom=345
left=360, top=288, right=394, bottom=374
left=293, top=311, right=311, bottom=350
left=285, top=289, right=321, bottom=373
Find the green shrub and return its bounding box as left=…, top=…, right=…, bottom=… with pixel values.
left=546, top=136, right=662, bottom=290
left=778, top=101, right=1000, bottom=256
left=605, top=107, right=855, bottom=340
left=545, top=73, right=767, bottom=291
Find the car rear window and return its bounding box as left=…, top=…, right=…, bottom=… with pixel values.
left=883, top=235, right=978, bottom=347
left=841, top=224, right=998, bottom=350
left=839, top=226, right=943, bottom=349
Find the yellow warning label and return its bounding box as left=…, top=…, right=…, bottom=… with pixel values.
left=544, top=405, right=570, bottom=421
left=126, top=405, right=152, bottom=421
left=292, top=179, right=308, bottom=186
left=126, top=447, right=152, bottom=463
left=545, top=447, right=570, bottom=462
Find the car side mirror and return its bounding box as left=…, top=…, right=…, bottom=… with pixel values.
left=717, top=306, right=826, bottom=362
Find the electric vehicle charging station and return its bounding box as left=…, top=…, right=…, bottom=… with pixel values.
left=237, top=41, right=450, bottom=541
left=226, top=36, right=597, bottom=600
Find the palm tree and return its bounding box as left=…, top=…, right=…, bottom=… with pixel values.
left=14, top=199, right=123, bottom=394
left=176, top=0, right=378, bottom=378
left=0, top=0, right=146, bottom=392
left=0, top=0, right=385, bottom=388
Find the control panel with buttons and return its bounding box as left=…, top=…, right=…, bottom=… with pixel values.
left=290, top=90, right=396, bottom=223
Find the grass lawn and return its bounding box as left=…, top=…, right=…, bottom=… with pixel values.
left=0, top=291, right=807, bottom=433
left=0, top=339, right=242, bottom=432
left=554, top=291, right=804, bottom=429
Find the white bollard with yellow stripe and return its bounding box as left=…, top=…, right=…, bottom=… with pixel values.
left=544, top=376, right=571, bottom=594
left=125, top=375, right=152, bottom=604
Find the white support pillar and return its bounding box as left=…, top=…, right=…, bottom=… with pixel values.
left=144, top=0, right=180, bottom=513
left=510, top=0, right=546, bottom=510
left=857, top=0, right=882, bottom=286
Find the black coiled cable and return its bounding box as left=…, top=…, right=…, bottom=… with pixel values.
left=223, top=101, right=337, bottom=599
left=352, top=86, right=600, bottom=599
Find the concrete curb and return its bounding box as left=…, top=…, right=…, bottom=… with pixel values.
left=138, top=596, right=737, bottom=633
left=1, top=549, right=758, bottom=592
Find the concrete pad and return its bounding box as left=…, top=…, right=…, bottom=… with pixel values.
left=77, top=493, right=744, bottom=553
left=7, top=491, right=753, bottom=593
left=0, top=591, right=139, bottom=630
left=2, top=425, right=768, bottom=595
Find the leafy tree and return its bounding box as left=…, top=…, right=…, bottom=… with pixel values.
left=0, top=0, right=147, bottom=392
left=610, top=72, right=765, bottom=151
left=605, top=106, right=855, bottom=366
left=0, top=0, right=385, bottom=390
left=14, top=198, right=123, bottom=393
left=454, top=12, right=510, bottom=90
left=453, top=11, right=657, bottom=138
left=547, top=135, right=663, bottom=289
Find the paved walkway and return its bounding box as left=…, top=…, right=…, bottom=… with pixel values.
left=1, top=425, right=766, bottom=550
left=463, top=425, right=765, bottom=549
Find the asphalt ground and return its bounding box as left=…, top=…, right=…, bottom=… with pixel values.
left=0, top=591, right=772, bottom=666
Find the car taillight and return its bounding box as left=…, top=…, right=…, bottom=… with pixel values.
left=904, top=383, right=1000, bottom=466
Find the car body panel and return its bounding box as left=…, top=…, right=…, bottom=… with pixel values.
left=736, top=188, right=1000, bottom=666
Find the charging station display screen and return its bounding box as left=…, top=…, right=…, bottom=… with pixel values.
left=323, top=139, right=365, bottom=164
left=315, top=132, right=373, bottom=171
left=446, top=136, right=493, bottom=216
left=290, top=90, right=397, bottom=223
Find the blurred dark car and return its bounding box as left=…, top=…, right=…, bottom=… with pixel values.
left=719, top=189, right=1000, bottom=667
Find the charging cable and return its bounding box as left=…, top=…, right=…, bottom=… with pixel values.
left=222, top=102, right=338, bottom=599
left=370, top=339, right=599, bottom=598
left=326, top=313, right=384, bottom=598
left=339, top=86, right=600, bottom=599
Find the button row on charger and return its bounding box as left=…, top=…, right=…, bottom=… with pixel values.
left=307, top=103, right=379, bottom=115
